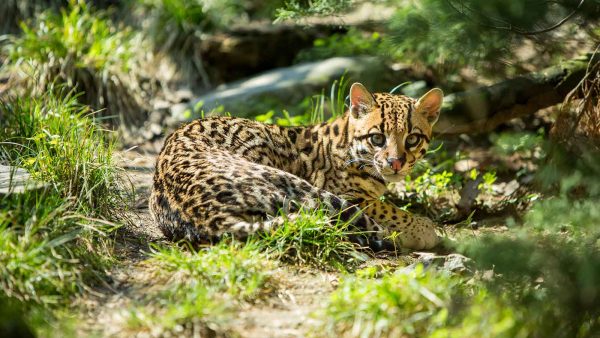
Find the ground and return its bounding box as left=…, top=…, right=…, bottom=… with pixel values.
left=73, top=138, right=492, bottom=337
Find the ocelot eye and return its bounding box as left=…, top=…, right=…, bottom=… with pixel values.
left=370, top=133, right=386, bottom=147
left=405, top=134, right=421, bottom=147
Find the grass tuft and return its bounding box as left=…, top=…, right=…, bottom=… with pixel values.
left=0, top=85, right=129, bottom=216
left=148, top=240, right=276, bottom=300
left=0, top=87, right=125, bottom=332
left=122, top=241, right=276, bottom=336
left=0, top=191, right=115, bottom=307
left=253, top=207, right=369, bottom=271
left=3, top=1, right=151, bottom=127
left=319, top=265, right=460, bottom=337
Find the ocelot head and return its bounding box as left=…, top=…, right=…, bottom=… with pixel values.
left=347, top=82, right=443, bottom=182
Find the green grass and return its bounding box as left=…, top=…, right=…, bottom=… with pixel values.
left=319, top=265, right=462, bottom=337
left=3, top=1, right=149, bottom=126
left=123, top=241, right=275, bottom=336
left=0, top=86, right=128, bottom=215
left=0, top=87, right=126, bottom=333
left=0, top=192, right=110, bottom=306
left=252, top=206, right=369, bottom=271
left=148, top=241, right=276, bottom=300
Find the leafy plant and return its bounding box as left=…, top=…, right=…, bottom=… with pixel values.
left=275, top=0, right=352, bottom=21
left=491, top=130, right=545, bottom=158
left=458, top=231, right=600, bottom=337
left=296, top=28, right=384, bottom=63
left=278, top=0, right=597, bottom=77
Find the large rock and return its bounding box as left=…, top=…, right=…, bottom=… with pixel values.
left=184, top=56, right=414, bottom=121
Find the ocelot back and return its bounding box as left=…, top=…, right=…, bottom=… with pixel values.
left=150, top=83, right=443, bottom=250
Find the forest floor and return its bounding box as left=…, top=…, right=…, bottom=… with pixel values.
left=75, top=136, right=509, bottom=337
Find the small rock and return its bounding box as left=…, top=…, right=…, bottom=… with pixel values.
left=443, top=254, right=471, bottom=272
left=174, top=88, right=194, bottom=103
left=152, top=99, right=171, bottom=111
left=149, top=123, right=163, bottom=136
left=170, top=103, right=192, bottom=121
left=492, top=179, right=520, bottom=196
left=454, top=159, right=480, bottom=172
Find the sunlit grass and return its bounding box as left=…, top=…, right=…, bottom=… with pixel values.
left=318, top=265, right=460, bottom=337
left=0, top=87, right=126, bottom=334
left=252, top=206, right=370, bottom=271
left=0, top=191, right=115, bottom=307
left=0, top=86, right=129, bottom=215
left=148, top=240, right=276, bottom=300
left=122, top=241, right=275, bottom=336
left=3, top=1, right=150, bottom=126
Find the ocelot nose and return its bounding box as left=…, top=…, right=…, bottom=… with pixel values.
left=387, top=158, right=403, bottom=172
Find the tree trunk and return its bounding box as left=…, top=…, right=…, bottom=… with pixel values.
left=436, top=53, right=600, bottom=135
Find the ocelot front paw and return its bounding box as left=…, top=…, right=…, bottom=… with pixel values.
left=387, top=215, right=441, bottom=250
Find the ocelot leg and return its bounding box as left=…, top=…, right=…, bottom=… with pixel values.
left=359, top=199, right=440, bottom=250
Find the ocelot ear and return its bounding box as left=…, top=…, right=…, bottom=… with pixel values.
left=350, top=82, right=376, bottom=118
left=415, top=88, right=444, bottom=124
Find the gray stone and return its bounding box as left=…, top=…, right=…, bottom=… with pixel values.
left=454, top=159, right=480, bottom=172
left=0, top=165, right=48, bottom=195
left=170, top=103, right=193, bottom=122
left=174, top=88, right=194, bottom=102
left=185, top=56, right=390, bottom=121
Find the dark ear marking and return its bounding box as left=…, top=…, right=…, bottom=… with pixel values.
left=349, top=83, right=376, bottom=118
left=416, top=88, right=444, bottom=124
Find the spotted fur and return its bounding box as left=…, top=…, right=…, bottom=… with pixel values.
left=149, top=83, right=443, bottom=250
